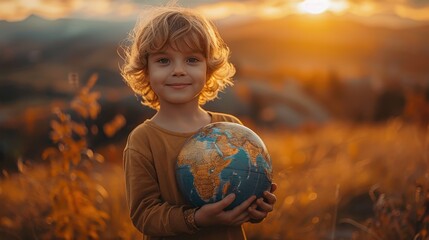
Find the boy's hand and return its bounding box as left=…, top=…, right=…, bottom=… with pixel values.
left=194, top=193, right=256, bottom=227
left=248, top=183, right=277, bottom=223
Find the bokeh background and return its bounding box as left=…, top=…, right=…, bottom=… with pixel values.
left=1, top=0, right=429, bottom=239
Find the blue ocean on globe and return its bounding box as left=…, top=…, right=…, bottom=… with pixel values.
left=176, top=122, right=272, bottom=210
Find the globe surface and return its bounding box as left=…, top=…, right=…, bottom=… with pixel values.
left=176, top=122, right=272, bottom=210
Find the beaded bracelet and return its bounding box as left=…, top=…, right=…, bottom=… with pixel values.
left=184, top=207, right=200, bottom=231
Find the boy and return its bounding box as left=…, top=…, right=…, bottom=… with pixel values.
left=120, top=5, right=277, bottom=240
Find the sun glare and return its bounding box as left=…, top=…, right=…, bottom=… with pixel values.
left=197, top=2, right=249, bottom=20
left=298, top=0, right=331, bottom=14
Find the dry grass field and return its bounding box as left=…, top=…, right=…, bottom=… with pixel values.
left=1, top=75, right=428, bottom=240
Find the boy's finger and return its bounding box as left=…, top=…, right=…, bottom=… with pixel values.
left=248, top=206, right=267, bottom=219
left=237, top=209, right=253, bottom=225
left=255, top=198, right=273, bottom=212
left=270, top=183, right=278, bottom=193
left=231, top=195, right=256, bottom=214
left=214, top=193, right=236, bottom=211
left=249, top=202, right=258, bottom=209
left=236, top=211, right=250, bottom=223
left=263, top=191, right=277, bottom=204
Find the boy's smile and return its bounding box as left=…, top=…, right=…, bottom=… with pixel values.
left=165, top=82, right=192, bottom=89
left=148, top=46, right=207, bottom=107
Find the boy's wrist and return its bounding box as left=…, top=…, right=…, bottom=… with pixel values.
left=184, top=207, right=201, bottom=231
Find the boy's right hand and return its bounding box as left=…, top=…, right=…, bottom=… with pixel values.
left=194, top=193, right=256, bottom=227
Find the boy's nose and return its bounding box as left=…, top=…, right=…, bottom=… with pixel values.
left=172, top=63, right=186, bottom=77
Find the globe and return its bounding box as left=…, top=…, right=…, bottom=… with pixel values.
left=176, top=122, right=273, bottom=210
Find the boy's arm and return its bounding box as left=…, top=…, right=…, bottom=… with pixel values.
left=124, top=148, right=198, bottom=236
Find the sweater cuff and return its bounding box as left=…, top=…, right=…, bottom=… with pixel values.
left=183, top=207, right=200, bottom=232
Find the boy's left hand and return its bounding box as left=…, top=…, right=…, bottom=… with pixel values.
left=247, top=183, right=277, bottom=223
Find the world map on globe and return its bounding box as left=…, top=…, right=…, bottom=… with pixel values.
left=176, top=122, right=272, bottom=210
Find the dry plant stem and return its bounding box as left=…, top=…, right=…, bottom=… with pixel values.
left=424, top=125, right=429, bottom=171
left=42, top=74, right=109, bottom=239
left=330, top=184, right=340, bottom=240
left=339, top=218, right=383, bottom=240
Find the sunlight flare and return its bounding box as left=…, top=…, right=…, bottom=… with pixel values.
left=196, top=2, right=250, bottom=20
left=396, top=4, right=429, bottom=21
left=298, top=0, right=331, bottom=14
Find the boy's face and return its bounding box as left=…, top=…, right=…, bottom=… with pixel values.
left=147, top=45, right=207, bottom=108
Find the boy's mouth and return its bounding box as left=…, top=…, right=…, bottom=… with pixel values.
left=166, top=83, right=191, bottom=89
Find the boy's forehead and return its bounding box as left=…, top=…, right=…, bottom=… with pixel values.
left=151, top=42, right=203, bottom=55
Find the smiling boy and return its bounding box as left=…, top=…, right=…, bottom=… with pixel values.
left=120, top=5, right=277, bottom=240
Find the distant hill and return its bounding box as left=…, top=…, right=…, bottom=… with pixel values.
left=218, top=14, right=429, bottom=81
left=1, top=14, right=428, bottom=120
left=0, top=15, right=133, bottom=93
left=0, top=15, right=133, bottom=42
left=1, top=14, right=428, bottom=89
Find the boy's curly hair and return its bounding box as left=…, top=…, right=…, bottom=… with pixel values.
left=119, top=6, right=235, bottom=110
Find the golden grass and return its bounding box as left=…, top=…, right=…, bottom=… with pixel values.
left=1, top=120, right=427, bottom=239
left=245, top=121, right=428, bottom=239
left=0, top=74, right=428, bottom=239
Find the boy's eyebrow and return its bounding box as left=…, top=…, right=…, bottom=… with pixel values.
left=149, top=51, right=167, bottom=56
left=186, top=51, right=204, bottom=55
left=149, top=50, right=204, bottom=57
left=179, top=50, right=205, bottom=57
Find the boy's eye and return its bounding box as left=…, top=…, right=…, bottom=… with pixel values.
left=187, top=57, right=200, bottom=63
left=156, top=58, right=169, bottom=64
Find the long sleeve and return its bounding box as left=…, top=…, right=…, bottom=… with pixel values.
left=123, top=112, right=246, bottom=240
left=123, top=147, right=196, bottom=236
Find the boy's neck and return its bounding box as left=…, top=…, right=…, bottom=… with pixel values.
left=151, top=104, right=211, bottom=133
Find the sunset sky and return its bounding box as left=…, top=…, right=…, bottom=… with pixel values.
left=1, top=0, right=429, bottom=27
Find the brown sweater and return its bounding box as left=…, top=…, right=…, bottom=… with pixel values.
left=123, top=111, right=247, bottom=240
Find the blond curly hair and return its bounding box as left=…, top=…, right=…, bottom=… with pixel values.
left=119, top=6, right=236, bottom=110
